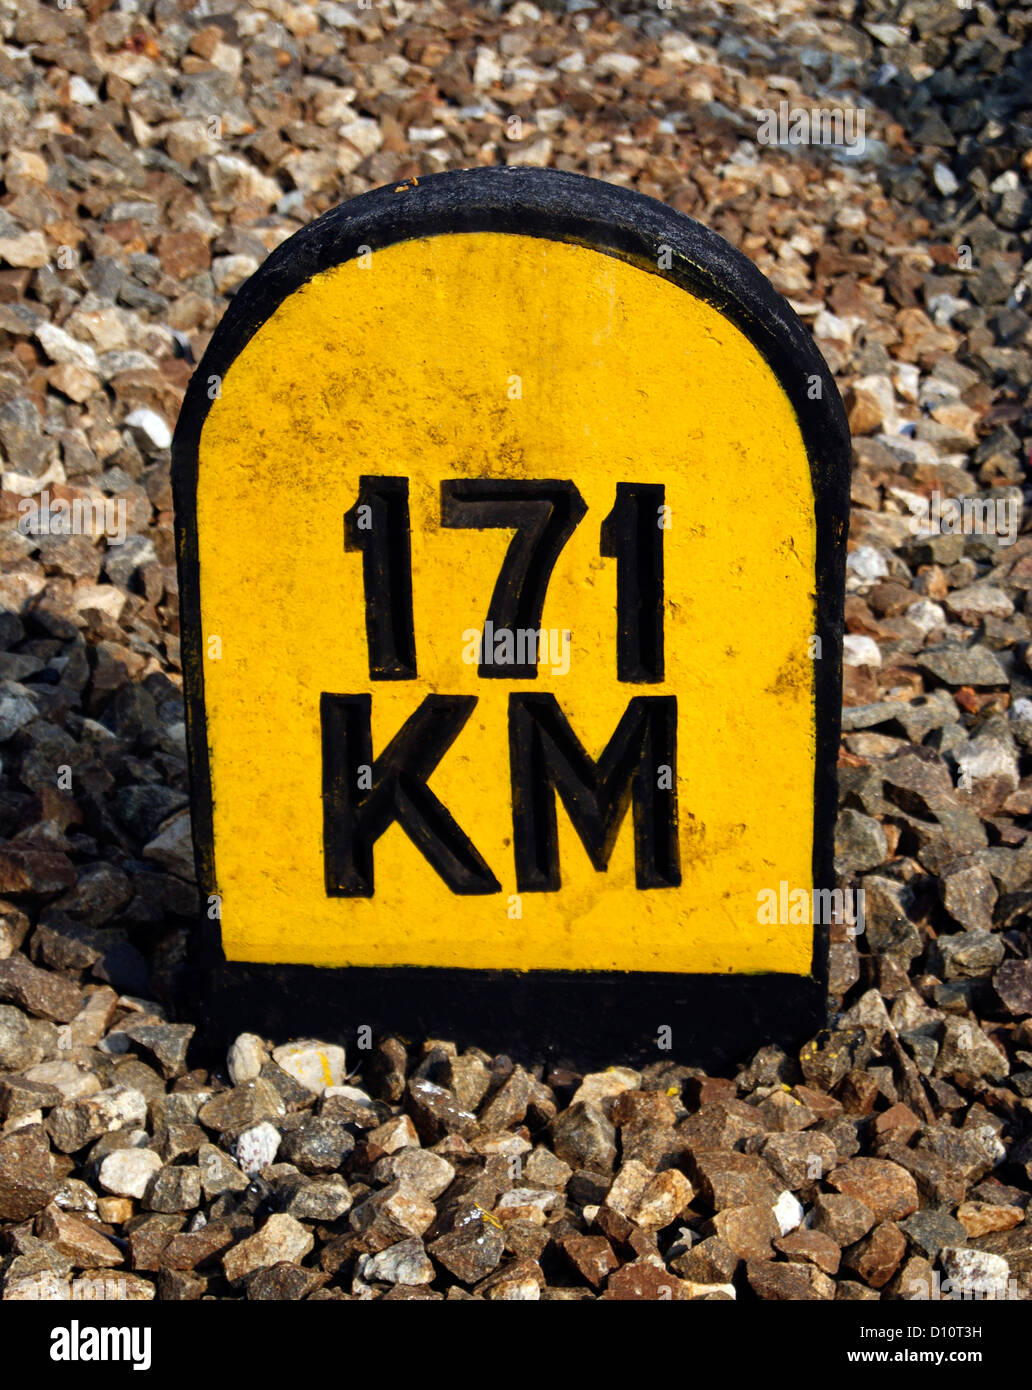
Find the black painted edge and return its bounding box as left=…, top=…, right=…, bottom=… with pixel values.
left=171, top=166, right=849, bottom=1069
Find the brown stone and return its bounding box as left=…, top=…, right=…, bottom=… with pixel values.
left=155, top=232, right=211, bottom=279
left=688, top=1150, right=778, bottom=1210
left=679, top=1101, right=765, bottom=1152
left=956, top=1201, right=1024, bottom=1238
left=812, top=1192, right=876, bottom=1246
left=711, top=1204, right=780, bottom=1260
left=428, top=1213, right=505, bottom=1284
left=792, top=1085, right=843, bottom=1120
left=35, top=1205, right=123, bottom=1269
left=757, top=1088, right=817, bottom=1132
left=559, top=1232, right=619, bottom=1288
left=478, top=1066, right=531, bottom=1130
left=0, top=1123, right=58, bottom=1219
left=746, top=1258, right=835, bottom=1300
left=0, top=852, right=77, bottom=899
left=843, top=1220, right=907, bottom=1288
left=873, top=1103, right=922, bottom=1147
left=128, top=1215, right=184, bottom=1271
left=0, top=953, right=82, bottom=1022
left=828, top=1158, right=919, bottom=1222
left=761, top=1132, right=838, bottom=1189
left=775, top=1228, right=841, bottom=1275
left=603, top=1260, right=684, bottom=1300
left=477, top=1257, right=546, bottom=1300
left=994, top=960, right=1032, bottom=1016
left=161, top=1222, right=234, bottom=1270
left=197, top=1078, right=286, bottom=1135
left=349, top=1181, right=436, bottom=1254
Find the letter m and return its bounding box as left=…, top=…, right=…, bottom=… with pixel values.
left=508, top=694, right=680, bottom=892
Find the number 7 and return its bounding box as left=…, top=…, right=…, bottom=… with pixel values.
left=441, top=479, right=586, bottom=679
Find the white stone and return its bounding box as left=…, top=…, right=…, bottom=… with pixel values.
left=211, top=255, right=259, bottom=294
left=125, top=407, right=171, bottom=451
left=940, top=1246, right=1010, bottom=1299
left=494, top=1187, right=561, bottom=1225
left=946, top=584, right=1013, bottom=624
left=570, top=1066, right=639, bottom=1107
left=3, top=1271, right=71, bottom=1300
left=67, top=76, right=99, bottom=106
left=843, top=634, right=881, bottom=668
left=227, top=1033, right=266, bottom=1085
left=338, top=117, right=381, bottom=158
left=324, top=1083, right=374, bottom=1105
left=773, top=1189, right=804, bottom=1235
left=660, top=34, right=704, bottom=63
left=957, top=735, right=1019, bottom=793
left=164, top=119, right=220, bottom=166
left=684, top=1280, right=736, bottom=1300
left=209, top=41, right=242, bottom=77
left=23, top=1061, right=102, bottom=1101
left=933, top=162, right=959, bottom=196
left=74, top=584, right=126, bottom=621
left=853, top=373, right=899, bottom=428
left=235, top=1121, right=281, bottom=1176
left=507, top=137, right=553, bottom=168
left=845, top=545, right=889, bottom=585
left=594, top=52, right=641, bottom=77
left=98, top=1147, right=162, bottom=1199
left=814, top=310, right=859, bottom=345
left=357, top=1237, right=433, bottom=1286
left=906, top=599, right=946, bottom=635
left=893, top=362, right=921, bottom=402
left=473, top=46, right=503, bottom=87
left=273, top=1040, right=347, bottom=1094
left=209, top=154, right=281, bottom=210
left=0, top=231, right=49, bottom=268
left=36, top=323, right=100, bottom=374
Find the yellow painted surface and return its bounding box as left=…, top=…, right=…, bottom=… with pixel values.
left=196, top=232, right=817, bottom=974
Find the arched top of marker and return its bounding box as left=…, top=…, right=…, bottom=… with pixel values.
left=173, top=166, right=849, bottom=502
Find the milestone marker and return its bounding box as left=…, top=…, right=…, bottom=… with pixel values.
left=172, top=167, right=849, bottom=1067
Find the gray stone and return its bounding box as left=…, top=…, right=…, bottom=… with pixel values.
left=146, top=1165, right=202, bottom=1212
left=937, top=929, right=1004, bottom=980
left=834, top=809, right=887, bottom=874
left=916, top=646, right=1007, bottom=689
left=550, top=1101, right=617, bottom=1173
left=358, top=1237, right=434, bottom=1286
left=940, top=863, right=998, bottom=933
left=899, top=1209, right=968, bottom=1259
left=935, top=1018, right=1009, bottom=1081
